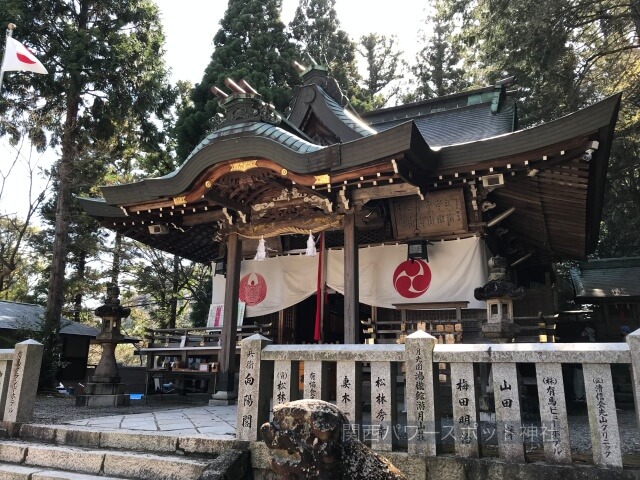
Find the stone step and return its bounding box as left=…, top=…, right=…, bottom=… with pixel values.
left=0, top=440, right=213, bottom=480
left=18, top=424, right=248, bottom=456
left=0, top=463, right=123, bottom=479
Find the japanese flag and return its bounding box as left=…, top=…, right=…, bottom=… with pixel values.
left=2, top=37, right=47, bottom=74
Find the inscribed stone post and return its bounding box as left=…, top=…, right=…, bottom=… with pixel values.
left=492, top=362, right=525, bottom=462
left=336, top=361, right=361, bottom=433
left=405, top=331, right=438, bottom=455
left=303, top=361, right=328, bottom=401
left=0, top=358, right=13, bottom=418
left=582, top=363, right=622, bottom=467
left=236, top=334, right=272, bottom=441
left=450, top=362, right=480, bottom=458
left=535, top=362, right=571, bottom=464
left=3, top=340, right=43, bottom=423
left=627, top=329, right=640, bottom=437
left=370, top=361, right=397, bottom=451
left=273, top=360, right=299, bottom=407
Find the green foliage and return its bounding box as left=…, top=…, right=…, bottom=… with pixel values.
left=597, top=135, right=640, bottom=257
left=409, top=7, right=470, bottom=101
left=0, top=0, right=174, bottom=386
left=290, top=0, right=360, bottom=100
left=356, top=33, right=403, bottom=110
left=0, top=216, right=39, bottom=299
left=426, top=0, right=640, bottom=259
left=175, top=0, right=300, bottom=160
left=189, top=275, right=212, bottom=328
left=0, top=316, right=71, bottom=391
left=122, top=243, right=211, bottom=329
left=437, top=0, right=586, bottom=126
left=0, top=0, right=174, bottom=151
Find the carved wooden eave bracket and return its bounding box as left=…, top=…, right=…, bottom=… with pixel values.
left=230, top=214, right=344, bottom=240
left=252, top=187, right=333, bottom=217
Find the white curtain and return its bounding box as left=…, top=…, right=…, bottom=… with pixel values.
left=326, top=237, right=488, bottom=309
left=210, top=236, right=489, bottom=316
left=211, top=255, right=319, bottom=318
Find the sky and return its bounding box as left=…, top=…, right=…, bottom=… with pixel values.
left=154, top=0, right=428, bottom=85
left=0, top=1, right=429, bottom=219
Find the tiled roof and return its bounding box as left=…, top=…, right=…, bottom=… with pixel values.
left=0, top=301, right=99, bottom=337
left=367, top=99, right=517, bottom=147
left=317, top=88, right=376, bottom=137
left=571, top=258, right=640, bottom=302
left=179, top=121, right=324, bottom=175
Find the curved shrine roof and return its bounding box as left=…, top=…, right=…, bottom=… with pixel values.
left=79, top=73, right=621, bottom=266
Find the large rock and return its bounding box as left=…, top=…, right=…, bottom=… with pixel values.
left=261, top=399, right=405, bottom=480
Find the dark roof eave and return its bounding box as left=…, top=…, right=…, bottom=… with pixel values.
left=362, top=84, right=497, bottom=121
left=574, top=295, right=640, bottom=304
left=76, top=197, right=127, bottom=219
left=338, top=121, right=437, bottom=177
left=98, top=121, right=437, bottom=207
left=436, top=94, right=621, bottom=169
left=585, top=97, right=622, bottom=254
left=288, top=84, right=369, bottom=141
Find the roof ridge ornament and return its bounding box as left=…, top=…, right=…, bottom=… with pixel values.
left=209, top=78, right=282, bottom=130
left=293, top=60, right=349, bottom=108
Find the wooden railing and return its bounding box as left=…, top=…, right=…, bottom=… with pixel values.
left=0, top=340, right=43, bottom=423
left=143, top=325, right=262, bottom=349
left=139, top=325, right=263, bottom=390
left=237, top=329, right=640, bottom=468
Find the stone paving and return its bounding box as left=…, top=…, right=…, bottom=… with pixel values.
left=62, top=405, right=238, bottom=437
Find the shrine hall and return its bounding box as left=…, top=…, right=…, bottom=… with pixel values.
left=79, top=66, right=620, bottom=397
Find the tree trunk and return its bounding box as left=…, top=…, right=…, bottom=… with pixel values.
left=169, top=255, right=180, bottom=329
left=73, top=251, right=86, bottom=322
left=41, top=90, right=80, bottom=388
left=631, top=0, right=640, bottom=42
left=111, top=232, right=122, bottom=285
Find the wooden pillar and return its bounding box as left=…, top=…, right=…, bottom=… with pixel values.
left=343, top=212, right=359, bottom=344
left=216, top=231, right=242, bottom=397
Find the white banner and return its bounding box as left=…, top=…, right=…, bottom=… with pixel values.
left=211, top=255, right=319, bottom=317
left=326, top=237, right=488, bottom=309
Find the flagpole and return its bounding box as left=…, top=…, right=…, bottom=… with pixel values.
left=0, top=23, right=16, bottom=93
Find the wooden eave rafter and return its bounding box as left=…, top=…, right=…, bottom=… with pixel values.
left=490, top=151, right=595, bottom=260
left=120, top=156, right=401, bottom=216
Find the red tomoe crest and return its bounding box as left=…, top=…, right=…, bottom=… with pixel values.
left=239, top=272, right=267, bottom=306
left=392, top=259, right=432, bottom=298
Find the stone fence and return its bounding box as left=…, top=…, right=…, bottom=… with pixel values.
left=237, top=329, right=640, bottom=469
left=0, top=340, right=43, bottom=423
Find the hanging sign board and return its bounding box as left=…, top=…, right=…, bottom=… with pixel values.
left=207, top=301, right=246, bottom=328
left=390, top=189, right=468, bottom=239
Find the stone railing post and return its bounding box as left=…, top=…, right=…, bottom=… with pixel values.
left=0, top=356, right=14, bottom=417
left=236, top=334, right=272, bottom=441
left=336, top=360, right=362, bottom=439
left=535, top=362, right=571, bottom=464
left=3, top=340, right=43, bottom=423
left=273, top=360, right=299, bottom=407
left=303, top=360, right=328, bottom=400
left=450, top=362, right=480, bottom=458
left=583, top=363, right=622, bottom=467
left=405, top=330, right=439, bottom=455
left=370, top=361, right=397, bottom=452
left=628, top=328, right=640, bottom=438
left=492, top=362, right=525, bottom=462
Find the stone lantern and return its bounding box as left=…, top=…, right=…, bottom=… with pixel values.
left=76, top=283, right=131, bottom=407
left=474, top=256, right=524, bottom=343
